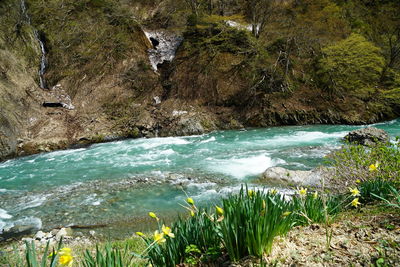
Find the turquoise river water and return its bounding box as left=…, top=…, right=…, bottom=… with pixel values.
left=1, top=119, right=399, bottom=238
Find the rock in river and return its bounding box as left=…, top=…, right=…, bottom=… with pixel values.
left=344, top=127, right=389, bottom=146
left=261, top=166, right=331, bottom=187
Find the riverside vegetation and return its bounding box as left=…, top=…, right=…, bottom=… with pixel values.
left=1, top=140, right=399, bottom=266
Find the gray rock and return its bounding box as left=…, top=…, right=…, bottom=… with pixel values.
left=173, top=117, right=205, bottom=136
left=261, top=166, right=331, bottom=187
left=56, top=228, right=72, bottom=240
left=344, top=127, right=389, bottom=146
left=0, top=217, right=42, bottom=240
left=34, top=231, right=45, bottom=240
left=50, top=229, right=59, bottom=236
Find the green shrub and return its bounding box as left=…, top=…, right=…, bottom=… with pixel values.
left=328, top=140, right=400, bottom=185
left=317, top=33, right=385, bottom=95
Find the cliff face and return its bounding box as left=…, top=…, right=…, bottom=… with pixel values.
left=0, top=0, right=399, bottom=160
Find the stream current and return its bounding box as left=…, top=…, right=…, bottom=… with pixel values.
left=1, top=120, right=399, bottom=237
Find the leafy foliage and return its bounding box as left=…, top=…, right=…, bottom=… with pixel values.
left=317, top=33, right=385, bottom=95
left=328, top=140, right=400, bottom=185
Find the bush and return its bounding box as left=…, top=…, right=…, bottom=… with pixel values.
left=328, top=140, right=400, bottom=185
left=317, top=33, right=385, bottom=95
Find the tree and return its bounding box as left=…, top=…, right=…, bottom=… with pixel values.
left=242, top=0, right=278, bottom=38
left=317, top=33, right=385, bottom=95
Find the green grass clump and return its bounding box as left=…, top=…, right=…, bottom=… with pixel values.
left=359, top=179, right=395, bottom=204
left=219, top=188, right=294, bottom=261
left=291, top=192, right=343, bottom=226
left=137, top=210, right=220, bottom=267
left=82, top=244, right=135, bottom=267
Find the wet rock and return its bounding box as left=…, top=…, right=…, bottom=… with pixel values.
left=344, top=127, right=389, bottom=146
left=0, top=217, right=42, bottom=240
left=261, top=167, right=331, bottom=187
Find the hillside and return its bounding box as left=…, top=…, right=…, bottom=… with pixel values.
left=0, top=0, right=399, bottom=160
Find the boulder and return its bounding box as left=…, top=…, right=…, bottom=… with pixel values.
left=344, top=127, right=389, bottom=146
left=261, top=166, right=330, bottom=187
left=0, top=217, right=42, bottom=241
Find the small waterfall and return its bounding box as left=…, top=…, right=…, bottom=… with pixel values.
left=144, top=30, right=183, bottom=71
left=20, top=0, right=48, bottom=89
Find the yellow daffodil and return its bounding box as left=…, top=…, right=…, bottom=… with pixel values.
left=58, top=248, right=73, bottom=266
left=349, top=187, right=360, bottom=197
left=59, top=254, right=73, bottom=266
left=186, top=198, right=195, bottom=206
left=59, top=248, right=72, bottom=255
left=136, top=232, right=145, bottom=237
left=282, top=211, right=292, bottom=217
left=369, top=164, right=377, bottom=172
left=153, top=230, right=166, bottom=244
left=270, top=188, right=278, bottom=195
left=162, top=225, right=175, bottom=238
left=298, top=187, right=307, bottom=197
left=248, top=189, right=254, bottom=197
left=190, top=210, right=195, bottom=217
left=313, top=191, right=318, bottom=199
left=355, top=179, right=361, bottom=184
left=216, top=206, right=224, bottom=216
left=148, top=212, right=159, bottom=221
left=351, top=198, right=361, bottom=207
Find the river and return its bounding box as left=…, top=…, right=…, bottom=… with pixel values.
left=1, top=119, right=399, bottom=238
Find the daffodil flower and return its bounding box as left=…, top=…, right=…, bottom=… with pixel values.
left=153, top=230, right=166, bottom=244
left=313, top=191, right=318, bottom=199
left=162, top=225, right=175, bottom=238
left=58, top=248, right=73, bottom=266
left=355, top=179, right=361, bottom=184
left=282, top=211, right=291, bottom=217
left=349, top=187, right=360, bottom=197
left=351, top=198, right=361, bottom=207
left=59, top=254, right=73, bottom=266
left=248, top=189, right=254, bottom=197
left=298, top=187, right=307, bottom=197
left=215, top=206, right=224, bottom=216
left=190, top=210, right=195, bottom=217
left=270, top=188, right=278, bottom=195
left=186, top=197, right=195, bottom=205
left=369, top=164, right=377, bottom=172
left=136, top=232, right=145, bottom=237
left=148, top=212, right=159, bottom=221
